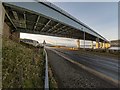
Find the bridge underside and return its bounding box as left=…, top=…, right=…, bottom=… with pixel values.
left=3, top=3, right=105, bottom=42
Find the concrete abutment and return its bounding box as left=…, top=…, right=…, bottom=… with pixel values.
left=1, top=3, right=20, bottom=43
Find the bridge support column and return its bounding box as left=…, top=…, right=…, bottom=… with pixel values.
left=108, top=43, right=111, bottom=48
left=96, top=42, right=99, bottom=49
left=105, top=43, right=108, bottom=48
left=102, top=42, right=105, bottom=49
left=77, top=39, right=80, bottom=49
left=100, top=42, right=103, bottom=48
left=91, top=41, right=94, bottom=49
left=83, top=31, right=86, bottom=50
left=96, top=38, right=99, bottom=49
left=105, top=43, right=110, bottom=49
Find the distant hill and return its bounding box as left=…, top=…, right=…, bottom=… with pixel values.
left=110, top=40, right=120, bottom=47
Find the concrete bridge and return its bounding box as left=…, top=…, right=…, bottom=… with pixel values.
left=1, top=0, right=110, bottom=49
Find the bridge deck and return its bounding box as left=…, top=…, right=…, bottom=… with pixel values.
left=3, top=1, right=108, bottom=42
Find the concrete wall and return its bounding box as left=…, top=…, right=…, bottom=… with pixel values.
left=3, top=22, right=20, bottom=42
left=1, top=4, right=20, bottom=43
left=0, top=3, right=20, bottom=42
left=0, top=3, right=20, bottom=89
left=0, top=2, right=5, bottom=89
left=10, top=31, right=20, bottom=42
left=3, top=23, right=11, bottom=39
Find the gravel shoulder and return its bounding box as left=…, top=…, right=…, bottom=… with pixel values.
left=46, top=48, right=115, bottom=88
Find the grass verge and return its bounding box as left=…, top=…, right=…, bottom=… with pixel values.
left=2, top=38, right=45, bottom=88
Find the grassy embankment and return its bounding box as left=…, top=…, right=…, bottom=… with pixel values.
left=2, top=38, right=45, bottom=88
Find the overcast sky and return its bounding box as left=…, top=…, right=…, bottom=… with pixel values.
left=53, top=2, right=118, bottom=41
left=20, top=1, right=118, bottom=46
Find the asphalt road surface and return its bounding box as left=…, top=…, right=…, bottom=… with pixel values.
left=55, top=48, right=119, bottom=81
left=46, top=47, right=118, bottom=88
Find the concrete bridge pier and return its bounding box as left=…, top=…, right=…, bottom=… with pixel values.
left=108, top=43, right=111, bottom=48
left=100, top=42, right=103, bottom=48
left=96, top=38, right=99, bottom=49
left=91, top=41, right=94, bottom=49
left=83, top=31, right=86, bottom=50
left=100, top=41, right=110, bottom=49
left=105, top=43, right=110, bottom=49
left=96, top=40, right=110, bottom=49
left=77, top=39, right=80, bottom=49
left=102, top=42, right=105, bottom=49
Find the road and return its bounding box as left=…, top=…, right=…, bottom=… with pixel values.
left=46, top=47, right=118, bottom=88
left=55, top=48, right=119, bottom=81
